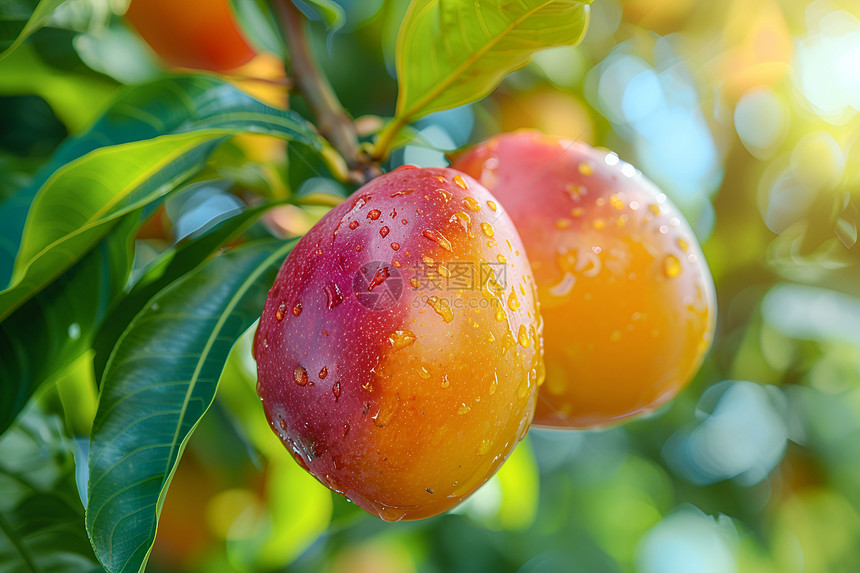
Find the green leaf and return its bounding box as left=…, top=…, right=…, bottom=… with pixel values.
left=91, top=200, right=280, bottom=382
left=0, top=0, right=67, bottom=61
left=0, top=74, right=323, bottom=289
left=295, top=0, right=346, bottom=31
left=86, top=239, right=296, bottom=573
left=230, top=0, right=285, bottom=55
left=0, top=132, right=220, bottom=322
left=0, top=405, right=102, bottom=573
left=394, top=0, right=591, bottom=121
left=0, top=216, right=135, bottom=435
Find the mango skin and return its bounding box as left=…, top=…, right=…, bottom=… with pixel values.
left=454, top=131, right=716, bottom=429
left=254, top=166, right=543, bottom=521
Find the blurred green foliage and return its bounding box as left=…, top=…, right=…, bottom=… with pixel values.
left=1, top=0, right=859, bottom=572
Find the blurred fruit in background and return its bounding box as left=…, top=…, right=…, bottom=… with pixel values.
left=124, top=0, right=256, bottom=73
left=455, top=132, right=716, bottom=428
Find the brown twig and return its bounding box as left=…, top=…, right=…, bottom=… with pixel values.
left=272, top=0, right=380, bottom=184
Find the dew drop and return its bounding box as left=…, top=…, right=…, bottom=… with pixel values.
left=422, top=229, right=453, bottom=252
left=480, top=222, right=495, bottom=237
left=497, top=254, right=507, bottom=264
left=438, top=264, right=451, bottom=278
left=478, top=439, right=492, bottom=455
left=325, top=283, right=343, bottom=308
left=566, top=184, right=586, bottom=200
left=462, top=196, right=481, bottom=211
left=489, top=373, right=498, bottom=395
left=578, top=162, right=593, bottom=175
left=391, top=188, right=414, bottom=197
left=332, top=381, right=341, bottom=400
left=457, top=403, right=471, bottom=415
left=663, top=255, right=682, bottom=278
left=292, top=303, right=303, bottom=316
left=389, top=330, right=417, bottom=350
left=391, top=242, right=400, bottom=251
left=441, top=375, right=450, bottom=389
left=380, top=226, right=390, bottom=238
left=276, top=302, right=286, bottom=321
left=518, top=324, right=531, bottom=348
left=294, top=365, right=309, bottom=386
left=417, top=366, right=431, bottom=379
left=453, top=174, right=468, bottom=189
left=648, top=204, right=661, bottom=216
left=676, top=238, right=689, bottom=252
left=349, top=220, right=359, bottom=230
left=437, top=188, right=453, bottom=202
left=368, top=266, right=390, bottom=291
left=367, top=209, right=381, bottom=220
left=487, top=200, right=497, bottom=211
left=427, top=296, right=454, bottom=323
left=495, top=306, right=506, bottom=322
left=401, top=219, right=408, bottom=225
left=449, top=211, right=474, bottom=237
left=507, top=290, right=520, bottom=311
left=410, top=277, right=420, bottom=288
left=319, top=366, right=328, bottom=379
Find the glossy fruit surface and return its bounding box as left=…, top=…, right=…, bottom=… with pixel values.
left=253, top=166, right=543, bottom=520
left=125, top=0, right=256, bottom=72
left=454, top=131, right=716, bottom=428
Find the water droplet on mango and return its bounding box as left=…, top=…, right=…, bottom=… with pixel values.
left=663, top=254, right=682, bottom=278
left=462, top=196, right=481, bottom=211
left=294, top=365, right=309, bottom=386
left=422, top=229, right=453, bottom=251
left=427, top=296, right=454, bottom=323
left=389, top=330, right=417, bottom=350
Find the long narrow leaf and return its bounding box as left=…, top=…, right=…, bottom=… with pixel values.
left=0, top=75, right=323, bottom=287
left=91, top=200, right=280, bottom=381
left=0, top=405, right=101, bottom=572
left=0, top=215, right=136, bottom=433
left=86, top=239, right=295, bottom=573
left=0, top=0, right=67, bottom=61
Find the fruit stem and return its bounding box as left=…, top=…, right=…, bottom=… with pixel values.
left=272, top=0, right=379, bottom=184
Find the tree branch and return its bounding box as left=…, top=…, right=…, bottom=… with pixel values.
left=273, top=0, right=379, bottom=184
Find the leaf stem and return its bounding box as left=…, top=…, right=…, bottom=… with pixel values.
left=370, top=115, right=409, bottom=163
left=272, top=0, right=378, bottom=183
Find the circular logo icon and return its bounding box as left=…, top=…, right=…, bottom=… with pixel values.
left=353, top=261, right=403, bottom=311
